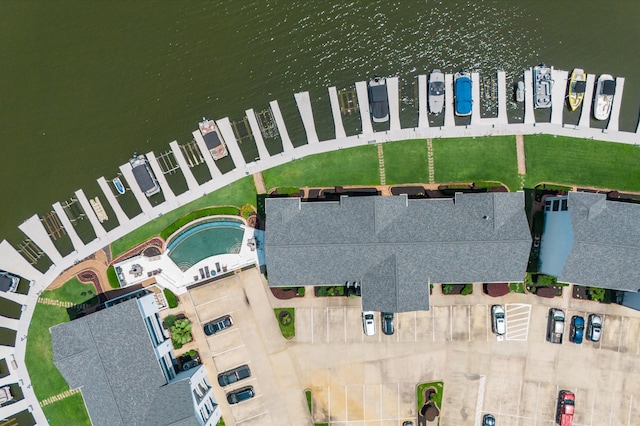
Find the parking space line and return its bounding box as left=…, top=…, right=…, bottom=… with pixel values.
left=432, top=310, right=435, bottom=342
left=311, top=307, right=314, bottom=344
left=328, top=386, right=331, bottom=420
left=516, top=379, right=523, bottom=424
left=468, top=305, right=471, bottom=342
left=397, top=382, right=400, bottom=422
left=450, top=306, right=453, bottom=341
left=486, top=304, right=489, bottom=341
left=192, top=294, right=228, bottom=310
left=413, top=311, right=416, bottom=342
left=326, top=307, right=329, bottom=343
left=235, top=411, right=269, bottom=424
left=534, top=381, right=540, bottom=425
left=344, top=307, right=347, bottom=343
left=474, top=375, right=486, bottom=426
left=211, top=343, right=245, bottom=357
left=608, top=388, right=614, bottom=426
left=627, top=394, right=633, bottom=426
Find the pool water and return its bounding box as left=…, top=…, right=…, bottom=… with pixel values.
left=167, top=221, right=245, bottom=271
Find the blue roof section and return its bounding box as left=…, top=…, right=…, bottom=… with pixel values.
left=455, top=76, right=472, bottom=115
left=538, top=204, right=573, bottom=277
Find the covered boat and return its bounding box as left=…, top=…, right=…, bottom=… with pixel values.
left=454, top=70, right=472, bottom=116
left=567, top=68, right=587, bottom=111
left=368, top=76, right=389, bottom=123
left=129, top=154, right=161, bottom=197
left=533, top=63, right=553, bottom=108
left=0, top=271, right=19, bottom=293
left=428, top=69, right=445, bottom=114
left=199, top=118, right=228, bottom=160
left=594, top=74, right=615, bottom=121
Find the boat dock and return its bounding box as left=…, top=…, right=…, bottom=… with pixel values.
left=0, top=64, right=639, bottom=425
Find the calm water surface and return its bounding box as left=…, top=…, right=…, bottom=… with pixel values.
left=0, top=0, right=638, bottom=244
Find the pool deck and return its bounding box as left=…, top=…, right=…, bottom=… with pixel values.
left=0, top=67, right=639, bottom=424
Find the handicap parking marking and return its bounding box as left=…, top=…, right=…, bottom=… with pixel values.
left=505, top=303, right=531, bottom=341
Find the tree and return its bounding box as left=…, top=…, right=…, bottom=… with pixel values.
left=588, top=287, right=606, bottom=302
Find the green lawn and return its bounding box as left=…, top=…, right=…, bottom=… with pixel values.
left=110, top=176, right=257, bottom=257
left=41, top=277, right=97, bottom=306
left=42, top=393, right=91, bottom=426
left=524, top=135, right=640, bottom=191
left=417, top=381, right=444, bottom=412
left=383, top=139, right=431, bottom=184
left=262, top=145, right=380, bottom=190
left=433, top=136, right=520, bottom=191
left=274, top=308, right=295, bottom=339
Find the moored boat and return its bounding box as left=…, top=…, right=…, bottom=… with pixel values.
left=368, top=76, right=389, bottom=123
left=112, top=177, right=126, bottom=195
left=593, top=74, right=615, bottom=121
left=533, top=63, right=553, bottom=109
left=454, top=70, right=472, bottom=116
left=199, top=118, right=228, bottom=160
left=515, top=81, right=525, bottom=103
left=129, top=154, right=161, bottom=197
left=428, top=69, right=445, bottom=114
left=0, top=271, right=19, bottom=293
left=567, top=68, right=587, bottom=111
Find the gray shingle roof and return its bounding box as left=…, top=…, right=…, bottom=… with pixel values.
left=265, top=193, right=531, bottom=312
left=558, top=192, right=640, bottom=291
left=51, top=299, right=198, bottom=426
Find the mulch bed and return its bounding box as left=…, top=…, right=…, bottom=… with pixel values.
left=112, top=237, right=164, bottom=264
left=441, top=284, right=466, bottom=295
left=484, top=283, right=509, bottom=297
left=270, top=288, right=297, bottom=300
left=530, top=286, right=562, bottom=298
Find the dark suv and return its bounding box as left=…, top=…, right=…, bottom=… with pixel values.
left=204, top=315, right=233, bottom=336
left=227, top=386, right=255, bottom=404
left=218, top=365, right=251, bottom=387
left=381, top=312, right=394, bottom=335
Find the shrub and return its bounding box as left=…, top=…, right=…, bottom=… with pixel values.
left=163, top=314, right=177, bottom=328
left=164, top=289, right=179, bottom=308
left=461, top=284, right=473, bottom=295
left=189, top=349, right=197, bottom=357
left=588, top=287, right=606, bottom=302
left=442, top=284, right=454, bottom=294
left=316, top=287, right=327, bottom=297
left=296, top=287, right=305, bottom=297
left=240, top=203, right=255, bottom=219
left=170, top=318, right=192, bottom=348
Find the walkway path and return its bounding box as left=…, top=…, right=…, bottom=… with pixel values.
left=39, top=389, right=80, bottom=407
left=377, top=144, right=386, bottom=186
left=36, top=298, right=89, bottom=309
left=427, top=139, right=435, bottom=184
left=515, top=134, right=526, bottom=175
left=253, top=171, right=267, bottom=194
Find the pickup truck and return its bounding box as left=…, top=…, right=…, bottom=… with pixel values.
left=547, top=308, right=565, bottom=344
left=557, top=390, right=574, bottom=426
left=218, top=364, right=251, bottom=387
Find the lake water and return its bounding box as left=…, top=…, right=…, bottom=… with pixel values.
left=1, top=0, right=638, bottom=244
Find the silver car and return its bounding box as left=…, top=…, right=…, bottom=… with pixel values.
left=362, top=311, right=376, bottom=336
left=587, top=314, right=602, bottom=342
left=491, top=305, right=506, bottom=336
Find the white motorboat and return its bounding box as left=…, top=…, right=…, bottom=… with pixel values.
left=593, top=74, right=615, bottom=121
left=428, top=70, right=445, bottom=114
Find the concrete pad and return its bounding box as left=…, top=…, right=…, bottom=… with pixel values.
left=195, top=299, right=233, bottom=324
left=346, top=307, right=364, bottom=343
left=451, top=304, right=470, bottom=341
left=397, top=312, right=416, bottom=342
left=364, top=384, right=381, bottom=421
left=518, top=380, right=540, bottom=420
left=207, top=329, right=244, bottom=356
left=518, top=417, right=538, bottom=426
left=573, top=386, right=595, bottom=426
left=380, top=382, right=399, bottom=420
left=311, top=386, right=329, bottom=422
left=470, top=304, right=489, bottom=341
left=416, top=310, right=433, bottom=342
left=432, top=306, right=451, bottom=342
left=312, top=307, right=328, bottom=344
left=328, top=307, right=346, bottom=344
left=189, top=282, right=227, bottom=306
left=500, top=377, right=522, bottom=416
left=601, top=314, right=622, bottom=352
left=347, top=383, right=365, bottom=421
left=591, top=388, right=614, bottom=426
left=294, top=307, right=312, bottom=343
left=329, top=385, right=348, bottom=421
left=619, top=316, right=640, bottom=354
left=398, top=382, right=416, bottom=419
left=536, top=382, right=558, bottom=422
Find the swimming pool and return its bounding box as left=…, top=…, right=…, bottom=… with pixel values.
left=166, top=218, right=245, bottom=271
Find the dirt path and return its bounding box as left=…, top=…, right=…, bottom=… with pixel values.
left=253, top=171, right=267, bottom=194
left=515, top=134, right=526, bottom=175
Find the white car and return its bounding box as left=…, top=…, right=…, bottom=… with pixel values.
left=362, top=311, right=376, bottom=336
left=491, top=305, right=506, bottom=336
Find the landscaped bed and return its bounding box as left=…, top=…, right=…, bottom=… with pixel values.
left=274, top=308, right=295, bottom=339
left=417, top=381, right=444, bottom=423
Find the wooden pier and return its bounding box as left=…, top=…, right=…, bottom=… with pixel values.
left=471, top=72, right=481, bottom=123
left=170, top=141, right=200, bottom=191
left=245, top=108, right=271, bottom=159
left=97, top=176, right=130, bottom=225
left=337, top=88, right=358, bottom=115
left=147, top=151, right=176, bottom=201
left=217, top=118, right=248, bottom=167
left=52, top=202, right=84, bottom=251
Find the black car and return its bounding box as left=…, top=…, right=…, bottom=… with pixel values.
left=482, top=413, right=496, bottom=426
left=218, top=365, right=251, bottom=387
left=382, top=312, right=394, bottom=335
left=368, top=77, right=389, bottom=123
left=227, top=386, right=255, bottom=404
left=204, top=315, right=233, bottom=336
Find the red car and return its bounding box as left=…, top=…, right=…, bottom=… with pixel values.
left=557, top=390, right=575, bottom=426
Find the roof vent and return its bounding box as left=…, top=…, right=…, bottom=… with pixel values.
left=482, top=215, right=490, bottom=221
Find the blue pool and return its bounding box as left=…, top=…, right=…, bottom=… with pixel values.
left=166, top=219, right=245, bottom=271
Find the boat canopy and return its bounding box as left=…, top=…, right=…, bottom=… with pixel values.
left=429, top=81, right=445, bottom=95
left=573, top=81, right=587, bottom=93
left=601, top=80, right=616, bottom=95
left=369, top=85, right=389, bottom=120
left=455, top=77, right=472, bottom=115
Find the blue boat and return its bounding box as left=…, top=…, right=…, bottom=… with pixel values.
left=454, top=70, right=472, bottom=116
left=112, top=177, right=126, bottom=195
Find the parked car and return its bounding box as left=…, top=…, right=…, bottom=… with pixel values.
left=402, top=422, right=414, bottom=426
left=381, top=312, right=394, bottom=335
left=362, top=311, right=376, bottom=336
left=491, top=305, right=506, bottom=336
left=587, top=314, right=602, bottom=342
left=218, top=365, right=251, bottom=387
left=570, top=315, right=585, bottom=344
left=547, top=308, right=565, bottom=344
left=482, top=414, right=496, bottom=426
left=557, top=390, right=575, bottom=425
left=204, top=315, right=233, bottom=336
left=226, top=386, right=255, bottom=404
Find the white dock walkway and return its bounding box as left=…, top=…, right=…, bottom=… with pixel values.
left=74, top=189, right=107, bottom=238
left=192, top=129, right=223, bottom=179
left=169, top=141, right=200, bottom=191
left=146, top=151, right=176, bottom=201
left=328, top=87, right=347, bottom=138
left=217, top=118, right=248, bottom=167
left=97, top=177, right=130, bottom=225
left=269, top=100, right=295, bottom=152
left=245, top=109, right=271, bottom=159
left=0, top=289, right=27, bottom=305
left=551, top=69, right=569, bottom=125
left=52, top=202, right=84, bottom=252
left=417, top=75, right=428, bottom=128
left=387, top=77, right=401, bottom=131
left=524, top=68, right=535, bottom=124
left=355, top=81, right=373, bottom=134
left=471, top=72, right=481, bottom=123
left=497, top=71, right=508, bottom=124
left=444, top=74, right=455, bottom=127
left=119, top=163, right=153, bottom=213
left=18, top=215, right=63, bottom=265
left=0, top=241, right=42, bottom=282
left=294, top=91, right=320, bottom=144
left=578, top=74, right=596, bottom=128
left=607, top=77, right=625, bottom=132
left=0, top=317, right=20, bottom=330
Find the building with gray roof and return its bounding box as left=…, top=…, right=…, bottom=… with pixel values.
left=50, top=294, right=220, bottom=426
left=265, top=193, right=532, bottom=312
left=539, top=192, right=640, bottom=291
